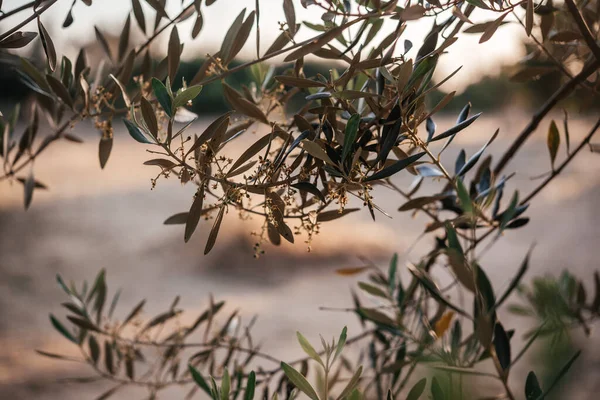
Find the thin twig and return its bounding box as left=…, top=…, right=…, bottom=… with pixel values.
left=521, top=117, right=600, bottom=204
left=0, top=1, right=36, bottom=22
left=472, top=117, right=600, bottom=250
left=0, top=0, right=57, bottom=42
left=493, top=58, right=600, bottom=175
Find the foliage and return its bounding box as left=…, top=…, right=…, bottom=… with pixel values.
left=1, top=0, right=600, bottom=398
left=40, top=259, right=600, bottom=399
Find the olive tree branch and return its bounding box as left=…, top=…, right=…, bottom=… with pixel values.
left=493, top=58, right=600, bottom=175
left=0, top=1, right=37, bottom=22
left=0, top=113, right=81, bottom=181
left=475, top=116, right=600, bottom=249
left=0, top=0, right=58, bottom=42
left=520, top=116, right=600, bottom=204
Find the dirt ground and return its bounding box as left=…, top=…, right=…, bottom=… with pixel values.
left=1, top=113, right=599, bottom=399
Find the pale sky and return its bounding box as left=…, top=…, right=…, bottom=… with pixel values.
left=2, top=0, right=527, bottom=92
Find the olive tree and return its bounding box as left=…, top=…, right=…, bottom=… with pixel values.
left=1, top=0, right=600, bottom=399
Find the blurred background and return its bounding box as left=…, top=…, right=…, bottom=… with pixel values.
left=1, top=0, right=600, bottom=398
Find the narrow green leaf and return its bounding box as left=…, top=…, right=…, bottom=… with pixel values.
left=547, top=120, right=560, bottom=169
left=525, top=371, right=543, bottom=400
left=185, top=187, right=205, bottom=242
left=281, top=362, right=320, bottom=400
left=46, top=75, right=73, bottom=108
left=140, top=97, right=158, bottom=138
left=56, top=274, right=71, bottom=295
left=455, top=178, right=472, bottom=214
left=283, top=24, right=348, bottom=62
left=275, top=75, right=327, bottom=88
left=89, top=335, right=100, bottom=364
left=141, top=310, right=180, bottom=333
left=283, top=0, right=296, bottom=36
left=479, top=12, right=509, bottom=43
left=122, top=300, right=145, bottom=328
left=35, top=350, right=77, bottom=361
left=431, top=377, right=445, bottom=400
left=167, top=26, right=180, bottom=83
left=0, top=31, right=37, bottom=49
left=50, top=314, right=77, bottom=343
left=336, top=365, right=363, bottom=400
left=244, top=371, right=256, bottom=400
left=431, top=365, right=498, bottom=378
left=317, top=208, right=359, bottom=222
left=94, top=26, right=113, bottom=61
left=23, top=170, right=35, bottom=210
left=220, top=9, right=246, bottom=62
left=446, top=223, right=463, bottom=255
left=104, top=341, right=114, bottom=375
left=301, top=140, right=334, bottom=164
left=227, top=133, right=271, bottom=174
left=99, top=137, right=113, bottom=169
left=430, top=113, right=482, bottom=142
left=204, top=205, right=225, bottom=254
left=398, top=195, right=448, bottom=212
left=296, top=332, right=323, bottom=366
left=173, top=85, right=203, bottom=109
left=457, top=128, right=499, bottom=177
left=292, top=182, right=326, bottom=203
left=365, top=152, right=426, bottom=182
left=334, top=326, right=347, bottom=360
left=227, top=11, right=255, bottom=62
left=67, top=316, right=101, bottom=332
left=132, top=0, right=146, bottom=34
left=388, top=253, right=398, bottom=294
left=152, top=78, right=173, bottom=117
left=189, top=364, right=212, bottom=397
left=342, top=114, right=360, bottom=163
left=221, top=367, right=230, bottom=400
left=187, top=112, right=232, bottom=156
left=358, top=282, right=388, bottom=299
left=37, top=19, right=56, bottom=71
left=499, top=191, right=519, bottom=232
left=123, top=119, right=153, bottom=144
left=563, top=111, right=571, bottom=155
left=406, top=377, right=427, bottom=400
left=525, top=0, right=534, bottom=36
left=118, top=15, right=131, bottom=61
left=493, top=322, right=511, bottom=372
left=408, top=264, right=469, bottom=317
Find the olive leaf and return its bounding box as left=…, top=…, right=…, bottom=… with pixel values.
left=152, top=78, right=173, bottom=117
left=283, top=0, right=296, bottom=36
left=37, top=19, right=56, bottom=71
left=167, top=26, right=181, bottom=83
left=406, top=378, right=427, bottom=400
left=185, top=186, right=205, bottom=243
left=0, top=31, right=37, bottom=49
left=173, top=85, right=203, bottom=109
left=98, top=137, right=112, bottom=169
left=204, top=206, right=225, bottom=254
left=281, top=362, right=320, bottom=400
left=365, top=152, right=425, bottom=182
left=547, top=120, right=560, bottom=169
